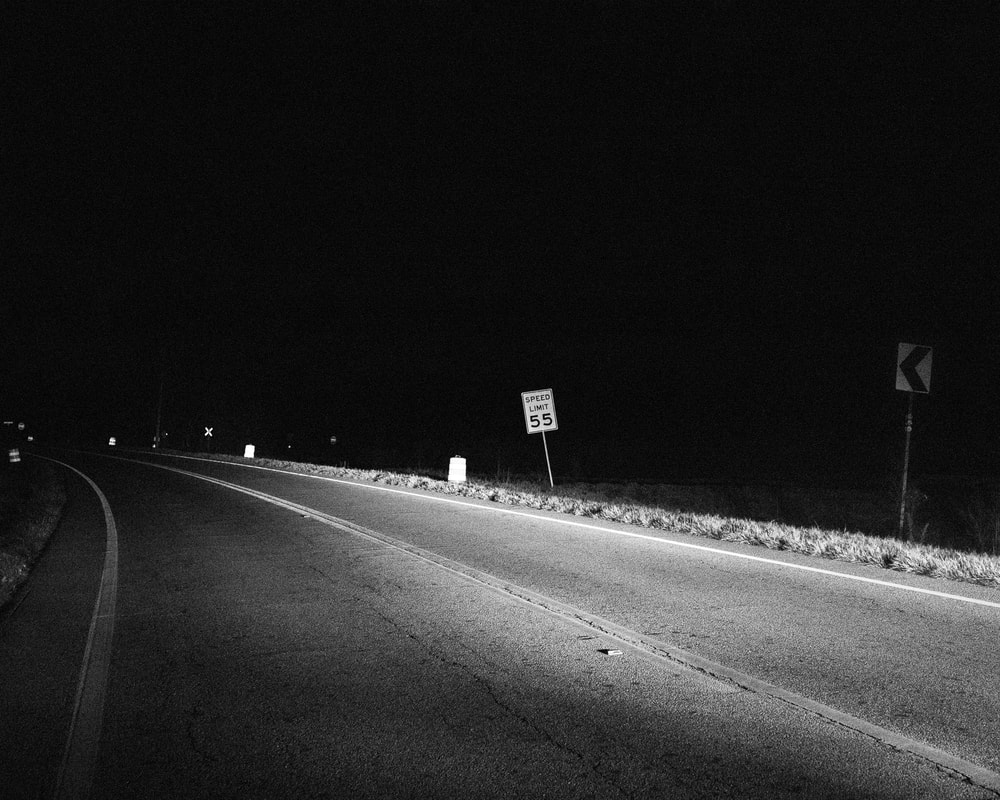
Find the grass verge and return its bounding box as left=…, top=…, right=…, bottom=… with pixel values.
left=178, top=452, right=1000, bottom=591
left=0, top=463, right=67, bottom=611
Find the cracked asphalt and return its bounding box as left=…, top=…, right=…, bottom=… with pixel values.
left=2, top=450, right=999, bottom=798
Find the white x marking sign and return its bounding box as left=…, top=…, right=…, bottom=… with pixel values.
left=204, top=427, right=213, bottom=437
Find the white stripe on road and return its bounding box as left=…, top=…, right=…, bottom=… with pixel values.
left=134, top=451, right=1000, bottom=611
left=98, top=454, right=1000, bottom=795
left=31, top=455, right=119, bottom=800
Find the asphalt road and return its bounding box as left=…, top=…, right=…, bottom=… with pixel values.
left=2, top=449, right=999, bottom=799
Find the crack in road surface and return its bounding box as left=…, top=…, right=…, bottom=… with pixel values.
left=361, top=582, right=634, bottom=799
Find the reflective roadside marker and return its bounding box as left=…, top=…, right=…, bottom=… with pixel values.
left=8, top=448, right=20, bottom=463
left=244, top=444, right=255, bottom=458
left=108, top=437, right=117, bottom=446
left=896, top=343, right=933, bottom=394
left=448, top=455, right=467, bottom=482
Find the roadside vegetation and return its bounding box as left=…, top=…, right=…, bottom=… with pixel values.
left=0, top=463, right=66, bottom=611
left=189, top=452, right=1000, bottom=591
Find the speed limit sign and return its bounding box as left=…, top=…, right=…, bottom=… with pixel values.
left=521, top=389, right=558, bottom=434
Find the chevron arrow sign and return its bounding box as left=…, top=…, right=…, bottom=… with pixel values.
left=896, top=343, right=932, bottom=393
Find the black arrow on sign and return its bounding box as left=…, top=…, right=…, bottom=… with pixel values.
left=899, top=345, right=931, bottom=393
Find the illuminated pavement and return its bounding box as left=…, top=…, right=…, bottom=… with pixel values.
left=2, top=449, right=999, bottom=798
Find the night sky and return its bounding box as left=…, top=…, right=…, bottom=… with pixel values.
left=4, top=4, right=998, bottom=484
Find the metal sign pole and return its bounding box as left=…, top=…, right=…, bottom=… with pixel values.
left=541, top=430, right=554, bottom=488
left=897, top=392, right=914, bottom=539
left=154, top=372, right=164, bottom=448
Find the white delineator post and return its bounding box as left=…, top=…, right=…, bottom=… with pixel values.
left=448, top=455, right=467, bottom=482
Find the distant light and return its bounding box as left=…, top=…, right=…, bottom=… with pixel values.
left=26, top=435, right=34, bottom=442
left=17, top=422, right=25, bottom=431
left=109, top=437, right=117, bottom=446
left=329, top=436, right=337, bottom=445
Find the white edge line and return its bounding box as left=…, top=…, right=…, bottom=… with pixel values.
left=110, top=455, right=1000, bottom=795
left=30, top=454, right=119, bottom=800
left=128, top=451, right=1000, bottom=611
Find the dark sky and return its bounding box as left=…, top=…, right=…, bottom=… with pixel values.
left=4, top=4, right=998, bottom=483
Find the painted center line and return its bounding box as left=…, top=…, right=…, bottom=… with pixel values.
left=133, top=451, right=1000, bottom=611
left=112, top=455, right=1000, bottom=795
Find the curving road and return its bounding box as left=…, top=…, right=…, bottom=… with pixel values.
left=2, top=448, right=999, bottom=799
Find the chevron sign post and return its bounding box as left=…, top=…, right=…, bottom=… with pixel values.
left=895, top=343, right=933, bottom=538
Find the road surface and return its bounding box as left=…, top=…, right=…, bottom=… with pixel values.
left=2, top=448, right=999, bottom=798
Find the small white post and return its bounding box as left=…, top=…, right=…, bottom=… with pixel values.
left=448, top=455, right=467, bottom=482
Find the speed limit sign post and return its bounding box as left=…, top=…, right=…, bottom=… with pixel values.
left=521, top=388, right=558, bottom=487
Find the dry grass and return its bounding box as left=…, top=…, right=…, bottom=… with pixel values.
left=190, top=452, right=1000, bottom=591
left=956, top=484, right=1000, bottom=555
left=0, top=464, right=66, bottom=610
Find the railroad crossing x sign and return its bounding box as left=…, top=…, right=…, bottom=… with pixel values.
left=896, top=343, right=932, bottom=393
left=204, top=427, right=213, bottom=437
